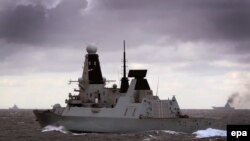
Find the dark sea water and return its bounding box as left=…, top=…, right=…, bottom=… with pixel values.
left=1, top=109, right=249, bottom=141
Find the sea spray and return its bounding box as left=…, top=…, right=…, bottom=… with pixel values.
left=72, top=133, right=87, bottom=136
left=162, top=130, right=179, bottom=134
left=193, top=128, right=226, bottom=138
left=42, top=125, right=69, bottom=134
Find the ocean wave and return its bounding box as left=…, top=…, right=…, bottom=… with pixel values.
left=162, top=130, right=180, bottom=134
left=193, top=128, right=226, bottom=138
left=42, top=125, right=69, bottom=134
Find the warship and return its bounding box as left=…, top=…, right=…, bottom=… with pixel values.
left=34, top=41, right=214, bottom=133
left=9, top=104, right=19, bottom=111
left=213, top=101, right=235, bottom=111
left=9, top=104, right=19, bottom=109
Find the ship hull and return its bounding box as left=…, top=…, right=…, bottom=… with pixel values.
left=34, top=110, right=213, bottom=133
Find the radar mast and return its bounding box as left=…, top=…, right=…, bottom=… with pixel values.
left=120, top=40, right=129, bottom=93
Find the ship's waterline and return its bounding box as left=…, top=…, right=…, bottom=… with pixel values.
left=34, top=110, right=213, bottom=133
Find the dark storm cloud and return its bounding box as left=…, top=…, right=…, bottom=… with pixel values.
left=0, top=0, right=88, bottom=67
left=0, top=0, right=87, bottom=45
left=215, top=9, right=250, bottom=41
left=192, top=0, right=250, bottom=42
left=1, top=0, right=250, bottom=46
left=0, top=0, right=250, bottom=75
left=93, top=0, right=250, bottom=42
left=0, top=4, right=47, bottom=43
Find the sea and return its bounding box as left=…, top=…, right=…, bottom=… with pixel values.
left=1, top=109, right=250, bottom=141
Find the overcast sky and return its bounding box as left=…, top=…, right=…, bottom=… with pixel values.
left=0, top=0, right=250, bottom=109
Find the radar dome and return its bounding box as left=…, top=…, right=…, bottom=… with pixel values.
left=86, top=45, right=97, bottom=54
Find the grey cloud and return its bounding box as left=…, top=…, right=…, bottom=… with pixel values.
left=1, top=0, right=250, bottom=47
left=214, top=9, right=250, bottom=41
left=0, top=46, right=84, bottom=75
left=0, top=0, right=88, bottom=67
left=0, top=0, right=250, bottom=75
left=7, top=0, right=63, bottom=9
left=0, top=0, right=87, bottom=45
left=0, top=4, right=47, bottom=43
left=93, top=0, right=250, bottom=42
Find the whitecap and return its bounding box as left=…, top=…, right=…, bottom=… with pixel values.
left=72, top=133, right=87, bottom=136
left=42, top=125, right=69, bottom=134
left=162, top=130, right=179, bottom=134
left=148, top=134, right=157, bottom=139
left=193, top=128, right=226, bottom=138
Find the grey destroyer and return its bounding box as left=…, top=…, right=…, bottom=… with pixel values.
left=34, top=41, right=214, bottom=133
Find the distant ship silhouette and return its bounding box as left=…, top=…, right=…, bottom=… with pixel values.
left=9, top=104, right=19, bottom=110
left=213, top=102, right=235, bottom=111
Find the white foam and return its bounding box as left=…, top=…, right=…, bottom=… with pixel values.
left=42, top=125, right=69, bottom=134
left=148, top=134, right=157, bottom=139
left=72, top=133, right=87, bottom=136
left=162, top=130, right=179, bottom=134
left=142, top=134, right=158, bottom=141
left=193, top=128, right=226, bottom=138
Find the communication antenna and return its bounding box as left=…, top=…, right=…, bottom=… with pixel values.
left=156, top=77, right=159, bottom=96
left=123, top=40, right=126, bottom=78
left=119, top=40, right=129, bottom=93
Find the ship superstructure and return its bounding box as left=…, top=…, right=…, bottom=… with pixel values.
left=34, top=42, right=214, bottom=133
left=66, top=45, right=120, bottom=108
left=213, top=101, right=235, bottom=111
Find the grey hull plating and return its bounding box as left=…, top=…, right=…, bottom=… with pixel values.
left=34, top=110, right=213, bottom=133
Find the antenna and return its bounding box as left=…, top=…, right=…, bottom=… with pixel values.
left=119, top=40, right=129, bottom=93
left=156, top=77, right=159, bottom=96
left=123, top=40, right=126, bottom=78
